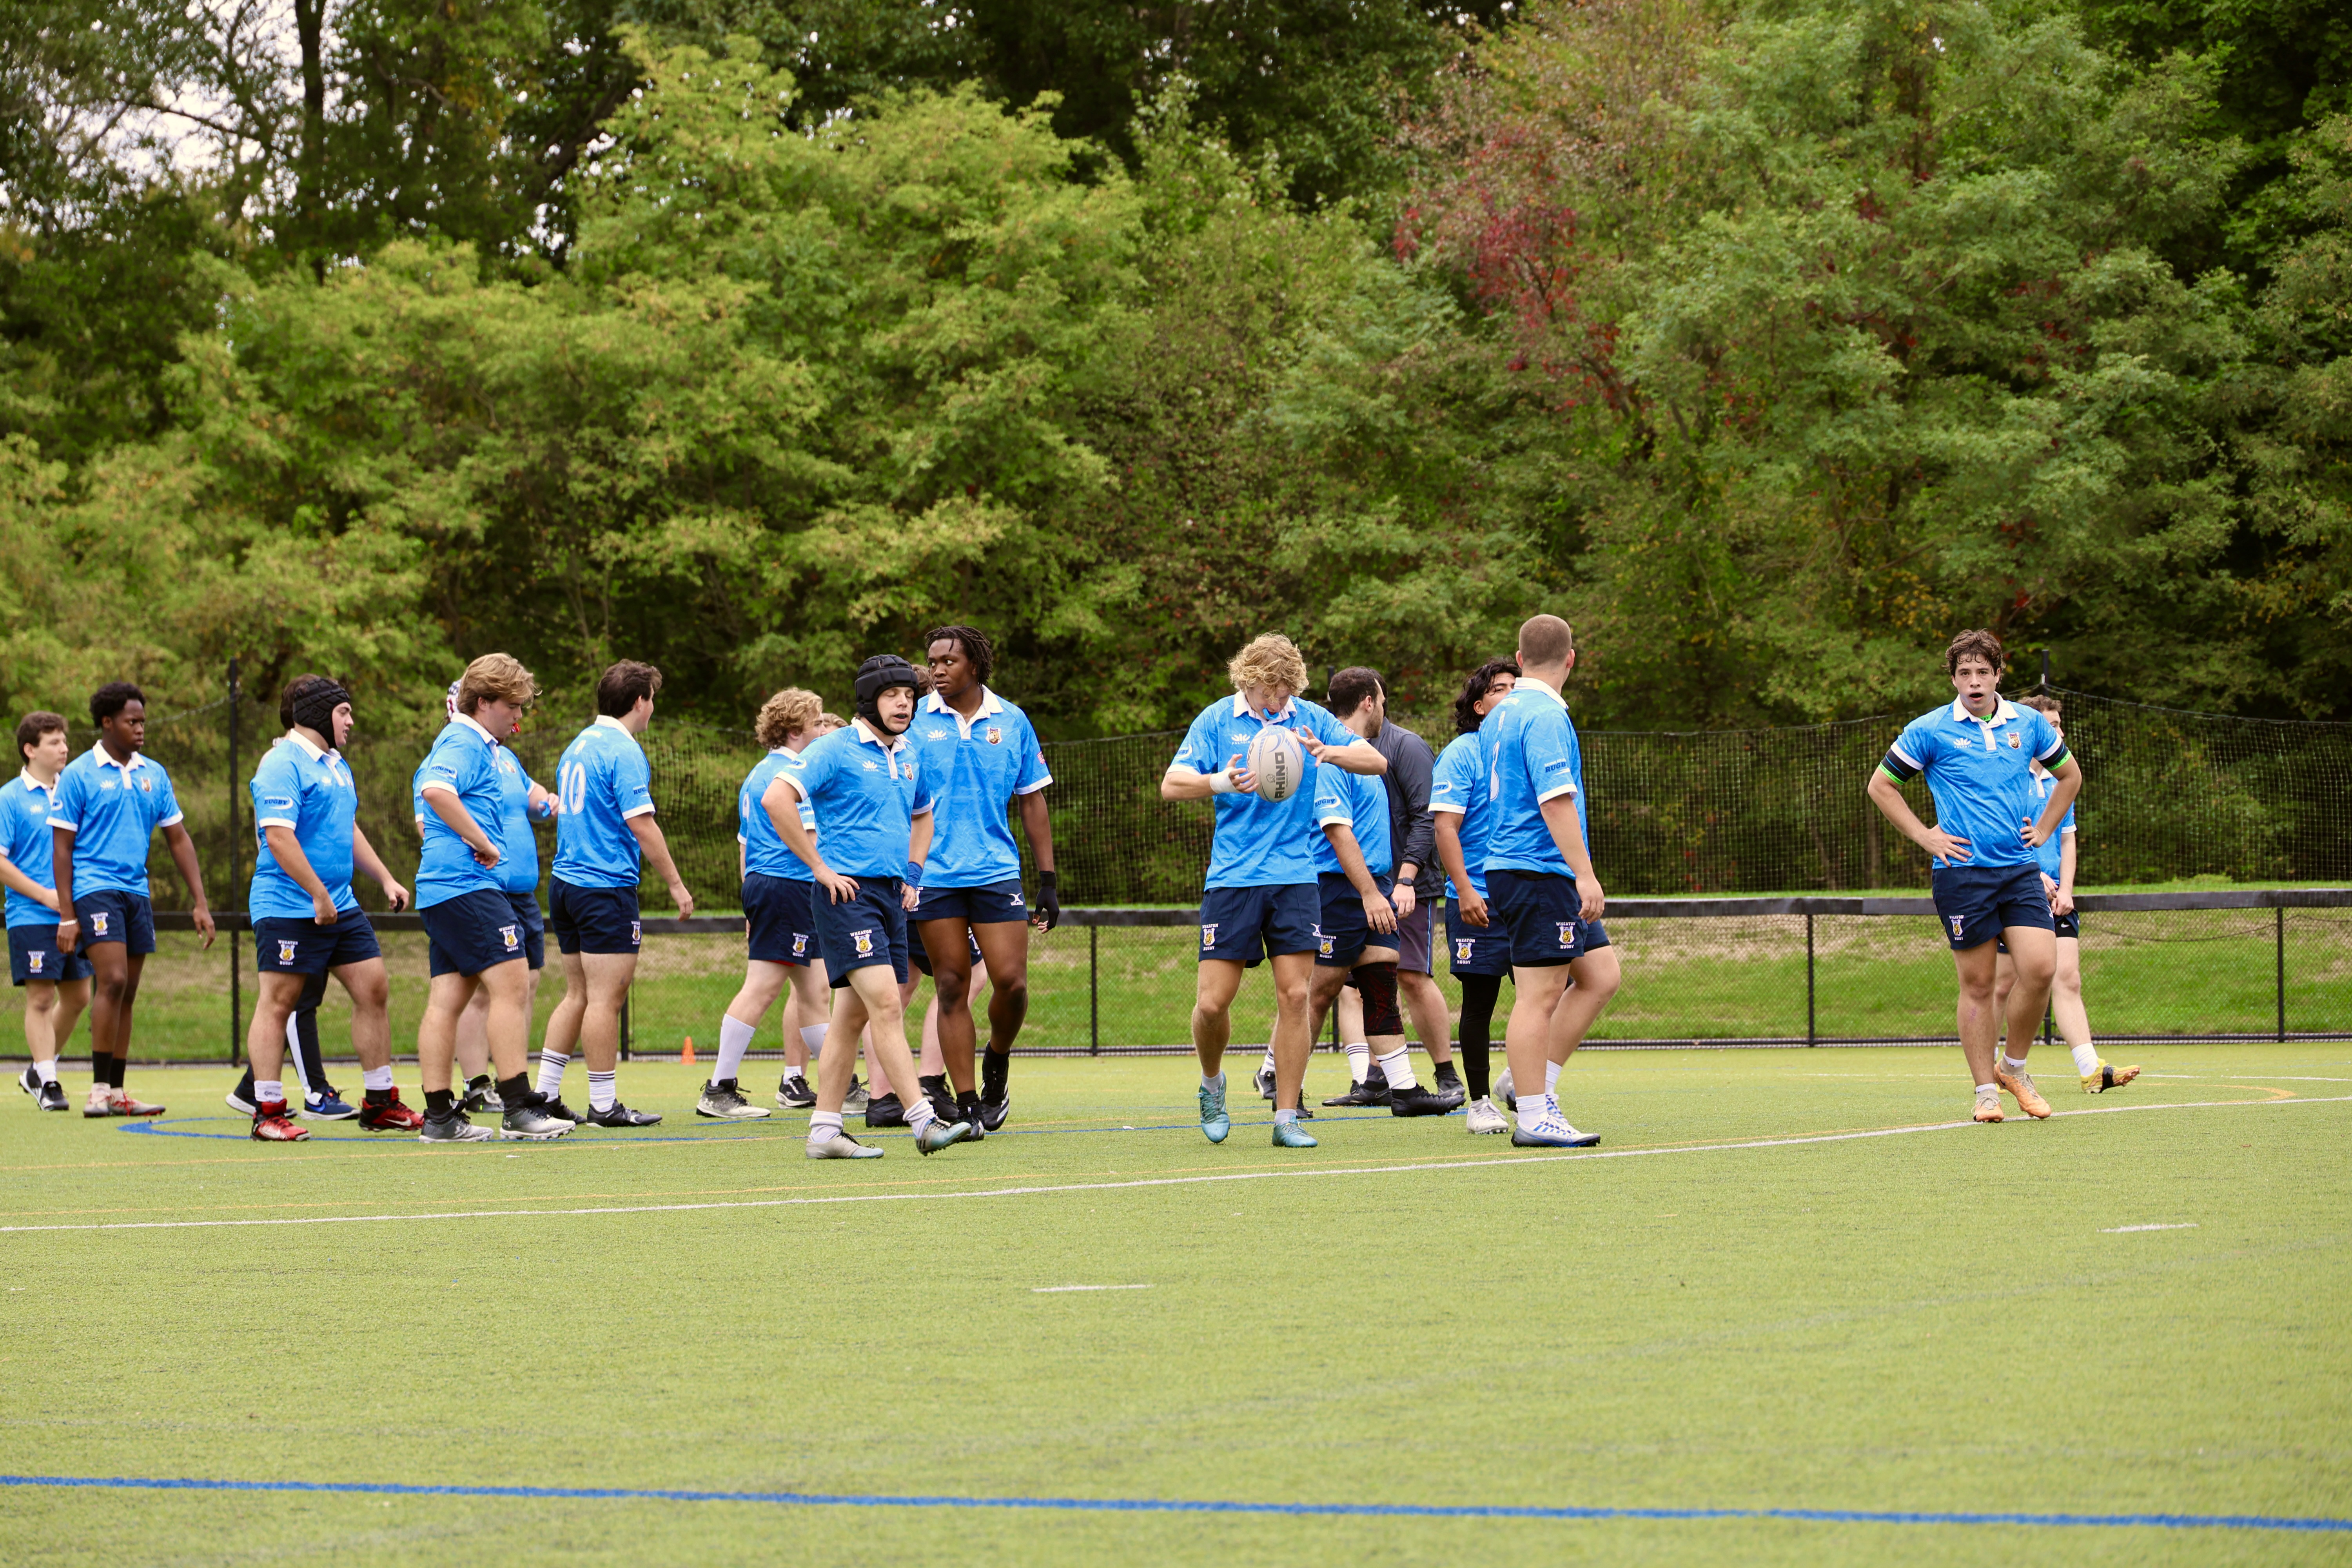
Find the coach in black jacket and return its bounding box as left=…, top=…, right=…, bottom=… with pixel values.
left=1327, top=667, right=1463, bottom=1102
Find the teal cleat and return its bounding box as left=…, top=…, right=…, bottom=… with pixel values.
left=915, top=1117, right=972, bottom=1156
left=1199, top=1077, right=1230, bottom=1143
left=1270, top=1117, right=1319, bottom=1149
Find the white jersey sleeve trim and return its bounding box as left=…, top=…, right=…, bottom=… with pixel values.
left=1535, top=781, right=1578, bottom=805
left=45, top=814, right=76, bottom=831
left=158, top=811, right=186, bottom=828
left=255, top=815, right=299, bottom=831
left=1013, top=777, right=1053, bottom=794
left=1428, top=802, right=1467, bottom=816
left=621, top=803, right=657, bottom=820
left=418, top=779, right=461, bottom=799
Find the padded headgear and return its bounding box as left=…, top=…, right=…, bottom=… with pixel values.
left=853, top=655, right=921, bottom=732
left=290, top=681, right=353, bottom=742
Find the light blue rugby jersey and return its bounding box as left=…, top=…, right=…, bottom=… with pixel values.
left=551, top=716, right=656, bottom=890
left=1310, top=762, right=1392, bottom=878
left=908, top=689, right=1051, bottom=887
left=739, top=748, right=818, bottom=881
left=1478, top=679, right=1587, bottom=878
left=49, top=744, right=183, bottom=898
left=492, top=744, right=551, bottom=896
left=1170, top=693, right=1361, bottom=891
left=2027, top=768, right=2076, bottom=882
left=2, top=772, right=62, bottom=927
left=1880, top=697, right=2070, bottom=871
left=1427, top=732, right=1494, bottom=900
left=413, top=716, right=505, bottom=907
left=249, top=734, right=361, bottom=921
left=782, top=721, right=932, bottom=878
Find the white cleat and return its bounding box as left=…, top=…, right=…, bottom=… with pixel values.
left=806, top=1129, right=884, bottom=1160
left=1464, top=1096, right=1508, bottom=1134
left=1495, top=1067, right=1515, bottom=1112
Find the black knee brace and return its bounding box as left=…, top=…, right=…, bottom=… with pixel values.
left=1351, top=960, right=1401, bottom=1037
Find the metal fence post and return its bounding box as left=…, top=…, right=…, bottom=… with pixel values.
left=2277, top=905, right=2286, bottom=1043
left=1089, top=923, right=1099, bottom=1056
left=227, top=657, right=241, bottom=1065
left=1805, top=912, right=1815, bottom=1046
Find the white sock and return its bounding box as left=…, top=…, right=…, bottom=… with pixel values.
left=1375, top=1046, right=1417, bottom=1091
left=716, top=1014, right=758, bottom=1083
left=1259, top=1046, right=1276, bottom=1077
left=1345, top=1043, right=1370, bottom=1084
left=798, top=1024, right=827, bottom=1071
left=1275, top=1107, right=1298, bottom=1125
left=33, top=1059, right=56, bottom=1085
left=907, top=1096, right=937, bottom=1134
left=809, top=1110, right=843, bottom=1145
left=362, top=1065, right=394, bottom=1092
left=588, top=1070, right=617, bottom=1112
left=1516, top=1093, right=1555, bottom=1132
left=2002, top=1054, right=2029, bottom=1074
left=1544, top=1060, right=1562, bottom=1094
left=2071, top=1042, right=2101, bottom=1076
left=1976, top=1083, right=1999, bottom=1097
left=1201, top=1070, right=1224, bottom=1091
left=536, top=1051, right=569, bottom=1097
left=255, top=1079, right=285, bottom=1107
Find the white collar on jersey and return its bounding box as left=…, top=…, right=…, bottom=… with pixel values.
left=1947, top=695, right=2019, bottom=727
left=283, top=728, right=341, bottom=764
left=17, top=769, right=53, bottom=791
left=451, top=712, right=498, bottom=745
left=87, top=742, right=149, bottom=774
left=593, top=713, right=633, bottom=735
left=922, top=686, right=1004, bottom=736
left=1229, top=692, right=1299, bottom=723
left=850, top=716, right=913, bottom=777
left=1510, top=674, right=1566, bottom=707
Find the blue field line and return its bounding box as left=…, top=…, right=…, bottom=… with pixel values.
left=114, top=1110, right=1401, bottom=1144
left=0, top=1475, right=2343, bottom=1533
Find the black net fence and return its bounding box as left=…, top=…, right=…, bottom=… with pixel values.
left=69, top=684, right=2352, bottom=910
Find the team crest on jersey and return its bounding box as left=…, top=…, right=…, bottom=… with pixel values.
left=791, top=932, right=809, bottom=958
left=90, top=912, right=109, bottom=936
left=27, top=951, right=42, bottom=974
left=985, top=726, right=1002, bottom=745
left=2006, top=731, right=2022, bottom=748
left=1455, top=938, right=1473, bottom=962
left=1556, top=922, right=1576, bottom=947
left=851, top=928, right=875, bottom=956
left=140, top=777, right=153, bottom=793
left=1199, top=924, right=1218, bottom=949
left=630, top=920, right=642, bottom=946
left=277, top=939, right=298, bottom=964
left=500, top=924, right=520, bottom=951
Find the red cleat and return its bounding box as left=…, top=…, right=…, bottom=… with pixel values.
left=250, top=1103, right=310, bottom=1142
left=357, top=1093, right=425, bottom=1132
left=109, top=1090, right=165, bottom=1117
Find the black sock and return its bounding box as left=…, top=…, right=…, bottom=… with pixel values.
left=465, top=1073, right=492, bottom=1090
left=234, top=1067, right=256, bottom=1097
left=1458, top=973, right=1501, bottom=1099
left=98, top=1052, right=125, bottom=1089
left=425, top=1088, right=457, bottom=1118
left=364, top=1087, right=395, bottom=1106
left=982, top=1047, right=1009, bottom=1098
left=497, top=1073, right=532, bottom=1109
left=1434, top=1059, right=1462, bottom=1086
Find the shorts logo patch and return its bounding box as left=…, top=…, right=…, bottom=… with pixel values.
left=851, top=928, right=876, bottom=957
left=27, top=951, right=42, bottom=974
left=1199, top=923, right=1218, bottom=950
left=1949, top=915, right=1965, bottom=938
left=500, top=924, right=521, bottom=951
left=1010, top=891, right=1024, bottom=906
left=985, top=726, right=1002, bottom=745
left=790, top=932, right=809, bottom=958
left=1455, top=938, right=1473, bottom=962
left=277, top=939, right=298, bottom=964
left=1316, top=926, right=1334, bottom=958
left=1557, top=922, right=1576, bottom=948
left=90, top=912, right=109, bottom=936
left=630, top=920, right=642, bottom=946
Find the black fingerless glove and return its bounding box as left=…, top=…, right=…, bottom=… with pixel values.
left=1036, top=869, right=1061, bottom=931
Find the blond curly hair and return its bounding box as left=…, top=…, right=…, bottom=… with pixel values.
left=1227, top=633, right=1309, bottom=700
left=754, top=688, right=823, bottom=749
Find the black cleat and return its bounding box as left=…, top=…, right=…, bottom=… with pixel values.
left=864, top=1093, right=907, bottom=1129
left=1252, top=1065, right=1276, bottom=1101
left=576, top=1102, right=662, bottom=1128
left=776, top=1074, right=817, bottom=1110
left=1321, top=1078, right=1391, bottom=1107
left=459, top=1075, right=494, bottom=1114
left=956, top=1096, right=986, bottom=1142
left=1389, top=1083, right=1456, bottom=1117
left=977, top=1089, right=1010, bottom=1132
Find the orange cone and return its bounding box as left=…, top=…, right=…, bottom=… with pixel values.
left=681, top=1035, right=697, bottom=1065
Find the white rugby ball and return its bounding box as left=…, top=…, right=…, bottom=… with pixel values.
left=1247, top=726, right=1308, bottom=803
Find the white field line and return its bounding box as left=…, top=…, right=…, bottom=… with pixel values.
left=4, top=1093, right=2345, bottom=1238
left=1032, top=1284, right=1152, bottom=1294
left=2101, top=1223, right=2198, bottom=1233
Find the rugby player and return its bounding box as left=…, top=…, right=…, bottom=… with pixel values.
left=51, top=683, right=215, bottom=1117
left=1868, top=630, right=2082, bottom=1122
left=1161, top=633, right=1384, bottom=1150
left=6, top=713, right=85, bottom=1112
left=909, top=624, right=1058, bottom=1133
left=412, top=655, right=572, bottom=1142
left=1993, top=693, right=2136, bottom=1094
left=1481, top=617, right=1618, bottom=1148
left=537, top=661, right=693, bottom=1129
left=774, top=656, right=971, bottom=1158
left=239, top=676, right=421, bottom=1140
left=1431, top=658, right=1519, bottom=1134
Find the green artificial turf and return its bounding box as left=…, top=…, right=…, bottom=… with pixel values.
left=1, top=1047, right=2347, bottom=1565
left=24, top=901, right=2352, bottom=1063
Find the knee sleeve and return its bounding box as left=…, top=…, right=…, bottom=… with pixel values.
left=1457, top=973, right=1502, bottom=1048
left=1351, top=961, right=1401, bottom=1037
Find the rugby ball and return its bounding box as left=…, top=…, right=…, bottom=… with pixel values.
left=1247, top=726, right=1308, bottom=803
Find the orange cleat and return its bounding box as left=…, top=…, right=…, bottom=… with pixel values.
left=2082, top=1060, right=2140, bottom=1094
left=108, top=1090, right=165, bottom=1118
left=1973, top=1095, right=2004, bottom=1123
left=1996, top=1063, right=2052, bottom=1120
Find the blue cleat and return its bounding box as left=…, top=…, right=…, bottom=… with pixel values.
left=1271, top=1117, right=1319, bottom=1149
left=1199, top=1076, right=1230, bottom=1143
left=301, top=1089, right=358, bottom=1121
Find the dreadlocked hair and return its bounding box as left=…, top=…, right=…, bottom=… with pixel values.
left=922, top=624, right=995, bottom=686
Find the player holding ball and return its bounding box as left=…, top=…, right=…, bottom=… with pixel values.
left=1161, top=633, right=1385, bottom=1149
